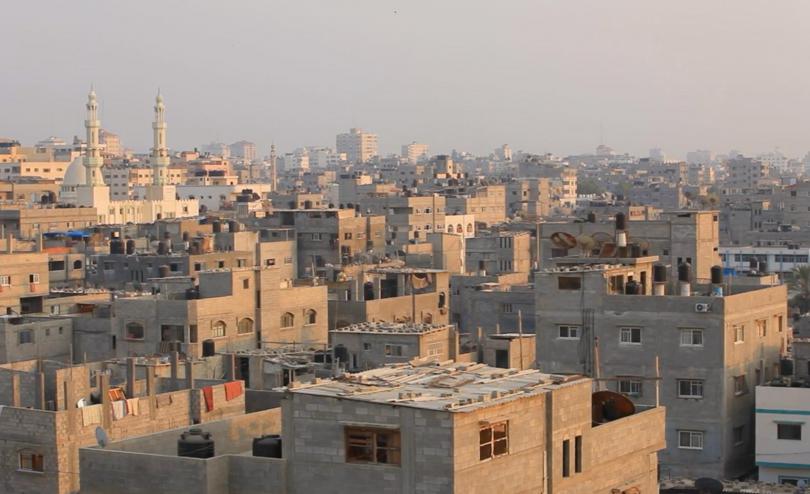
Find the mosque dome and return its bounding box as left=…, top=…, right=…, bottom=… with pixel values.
left=63, top=156, right=86, bottom=187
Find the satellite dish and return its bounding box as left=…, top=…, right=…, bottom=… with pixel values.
left=95, top=426, right=109, bottom=448
left=598, top=242, right=617, bottom=257
left=591, top=231, right=613, bottom=247
left=550, top=232, right=577, bottom=249
left=576, top=235, right=596, bottom=256
left=694, top=477, right=724, bottom=494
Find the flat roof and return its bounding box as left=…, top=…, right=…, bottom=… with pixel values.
left=331, top=321, right=451, bottom=335
left=368, top=267, right=446, bottom=274
left=290, top=361, right=584, bottom=412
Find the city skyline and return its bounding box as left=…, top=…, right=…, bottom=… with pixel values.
left=3, top=1, right=810, bottom=158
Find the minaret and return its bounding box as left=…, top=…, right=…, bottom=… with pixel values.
left=269, top=143, right=277, bottom=192
left=84, top=87, right=105, bottom=186
left=151, top=90, right=170, bottom=185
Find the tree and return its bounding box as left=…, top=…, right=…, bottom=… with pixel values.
left=789, top=265, right=810, bottom=314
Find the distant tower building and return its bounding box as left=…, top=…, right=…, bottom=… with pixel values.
left=269, top=143, right=278, bottom=191
left=230, top=140, right=257, bottom=162
left=495, top=144, right=512, bottom=161
left=336, top=128, right=378, bottom=164
left=151, top=91, right=169, bottom=186
left=84, top=88, right=105, bottom=186
left=99, top=129, right=122, bottom=157
left=402, top=142, right=429, bottom=164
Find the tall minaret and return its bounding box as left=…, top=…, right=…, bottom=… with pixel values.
left=84, top=87, right=105, bottom=186
left=269, top=143, right=277, bottom=192
left=151, top=90, right=170, bottom=186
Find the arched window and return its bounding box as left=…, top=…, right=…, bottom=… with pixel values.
left=438, top=292, right=446, bottom=309
left=73, top=260, right=83, bottom=270
left=466, top=223, right=473, bottom=233
left=305, top=309, right=317, bottom=325
left=456, top=224, right=463, bottom=234
left=237, top=318, right=254, bottom=334
left=125, top=322, right=144, bottom=340
left=212, top=320, right=226, bottom=338
left=281, top=312, right=295, bottom=328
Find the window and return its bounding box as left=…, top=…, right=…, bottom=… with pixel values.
left=29, top=273, right=40, bottom=284
left=678, top=430, right=704, bottom=450
left=237, top=258, right=247, bottom=268
left=677, top=379, right=704, bottom=398
left=619, top=327, right=642, bottom=344
left=265, top=258, right=276, bottom=267
left=384, top=344, right=406, bottom=357
left=778, top=423, right=802, bottom=441
left=73, top=260, right=83, bottom=270
left=680, top=329, right=703, bottom=346
left=281, top=312, right=294, bottom=328
left=480, top=421, right=509, bottom=461
left=562, top=439, right=570, bottom=477
left=125, top=322, right=144, bottom=340
left=217, top=260, right=225, bottom=269
left=362, top=342, right=371, bottom=351
left=194, top=262, right=204, bottom=271
left=345, top=427, right=401, bottom=465
left=733, top=325, right=745, bottom=343
left=502, top=303, right=514, bottom=313
left=305, top=309, right=317, bottom=325
left=242, top=278, right=250, bottom=289
left=18, top=330, right=33, bottom=345
left=733, top=425, right=745, bottom=446
left=558, top=325, right=580, bottom=339
left=0, top=275, right=9, bottom=286
left=778, top=315, right=784, bottom=333
left=558, top=276, right=581, bottom=290
left=18, top=451, right=44, bottom=473
left=284, top=257, right=293, bottom=264
left=734, top=375, right=748, bottom=396
left=212, top=320, right=227, bottom=338
left=48, top=260, right=65, bottom=271
left=237, top=318, right=254, bottom=334
left=574, top=435, right=582, bottom=473
left=618, top=378, right=642, bottom=396
left=756, top=319, right=767, bottom=337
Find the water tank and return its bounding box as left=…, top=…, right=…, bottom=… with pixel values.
left=678, top=262, right=692, bottom=283
left=157, top=241, right=168, bottom=255
left=629, top=244, right=642, bottom=258
left=178, top=428, right=215, bottom=459
left=625, top=279, right=640, bottom=295
left=110, top=239, right=124, bottom=255
left=710, top=265, right=723, bottom=285
left=228, top=220, right=240, bottom=233
left=182, top=231, right=190, bottom=242
left=252, top=435, right=282, bottom=458
left=125, top=239, right=136, bottom=255
left=759, top=261, right=768, bottom=274
left=202, top=339, right=216, bottom=357
left=615, top=212, right=627, bottom=231
left=653, top=264, right=668, bottom=283
left=587, top=212, right=596, bottom=223
left=158, top=265, right=170, bottom=278
left=212, top=220, right=222, bottom=233
left=781, top=358, right=794, bottom=377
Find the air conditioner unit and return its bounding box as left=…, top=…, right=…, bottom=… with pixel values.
left=695, top=303, right=710, bottom=313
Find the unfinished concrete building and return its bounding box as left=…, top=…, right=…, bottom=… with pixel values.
left=466, top=230, right=532, bottom=276
left=0, top=357, right=246, bottom=494
left=535, top=254, right=787, bottom=479
left=330, top=321, right=459, bottom=371
left=79, top=362, right=665, bottom=494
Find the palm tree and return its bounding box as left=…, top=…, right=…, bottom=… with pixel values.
left=789, top=265, right=810, bottom=314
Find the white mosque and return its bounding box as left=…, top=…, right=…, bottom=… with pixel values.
left=61, top=89, right=198, bottom=224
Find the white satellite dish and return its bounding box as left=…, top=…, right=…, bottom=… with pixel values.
left=95, top=426, right=109, bottom=448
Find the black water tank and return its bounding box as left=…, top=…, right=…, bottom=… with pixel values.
left=228, top=220, right=240, bottom=233
left=710, top=265, right=723, bottom=285
left=158, top=265, right=170, bottom=278
left=125, top=239, right=135, bottom=255
left=630, top=244, right=642, bottom=258
left=157, top=241, right=168, bottom=255
left=678, top=262, right=692, bottom=283
left=212, top=220, right=222, bottom=233
left=587, top=212, right=596, bottom=223
left=202, top=339, right=216, bottom=357
left=178, top=428, right=215, bottom=459
left=625, top=279, right=640, bottom=295
left=653, top=264, right=668, bottom=283
left=182, top=231, right=190, bottom=242
left=110, top=239, right=124, bottom=255
left=781, top=358, right=794, bottom=376
left=615, top=212, right=627, bottom=231
left=253, top=435, right=282, bottom=458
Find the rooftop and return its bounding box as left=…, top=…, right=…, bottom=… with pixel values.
left=330, top=321, right=451, bottom=335
left=289, top=361, right=584, bottom=412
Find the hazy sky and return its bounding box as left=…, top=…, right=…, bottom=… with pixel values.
left=3, top=1, right=810, bottom=159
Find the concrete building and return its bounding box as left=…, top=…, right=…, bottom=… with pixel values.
left=755, top=380, right=810, bottom=485
left=357, top=194, right=446, bottom=252
left=230, top=140, right=257, bottom=162
left=336, top=128, right=378, bottom=164
left=79, top=362, right=665, bottom=494
left=0, top=204, right=98, bottom=238
left=725, top=157, right=770, bottom=194
left=466, top=230, right=532, bottom=276
left=401, top=141, right=429, bottom=164
left=0, top=250, right=49, bottom=314
left=0, top=357, right=246, bottom=494
left=450, top=273, right=535, bottom=335
left=507, top=178, right=551, bottom=220
left=535, top=255, right=788, bottom=479
left=330, top=321, right=458, bottom=371
left=0, top=315, right=73, bottom=363
left=445, top=184, right=507, bottom=226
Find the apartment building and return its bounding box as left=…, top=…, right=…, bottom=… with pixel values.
left=336, top=128, right=378, bottom=164
left=466, top=230, right=532, bottom=276
left=506, top=178, right=551, bottom=220
left=535, top=255, right=787, bottom=478
left=755, top=380, right=810, bottom=485
left=445, top=184, right=507, bottom=226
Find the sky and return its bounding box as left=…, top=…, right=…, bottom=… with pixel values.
left=2, top=0, right=810, bottom=160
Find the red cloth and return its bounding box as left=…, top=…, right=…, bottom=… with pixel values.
left=224, top=381, right=243, bottom=401
left=202, top=386, right=214, bottom=412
